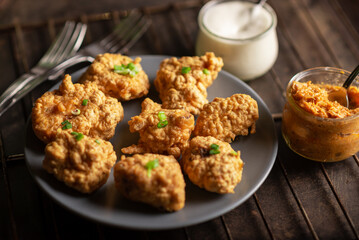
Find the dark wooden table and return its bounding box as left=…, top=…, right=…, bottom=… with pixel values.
left=1, top=0, right=358, bottom=239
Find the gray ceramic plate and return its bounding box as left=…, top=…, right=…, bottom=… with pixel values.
left=25, top=55, right=278, bottom=230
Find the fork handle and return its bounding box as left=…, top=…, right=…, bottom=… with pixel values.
left=0, top=55, right=94, bottom=118
left=46, top=55, right=94, bottom=80
left=0, top=73, right=38, bottom=117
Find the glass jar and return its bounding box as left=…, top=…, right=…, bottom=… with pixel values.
left=282, top=67, right=359, bottom=162
left=196, top=0, right=278, bottom=81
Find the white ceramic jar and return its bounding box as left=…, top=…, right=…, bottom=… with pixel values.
left=196, top=0, right=278, bottom=81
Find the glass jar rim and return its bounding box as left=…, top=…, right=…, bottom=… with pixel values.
left=198, top=0, right=277, bottom=42
left=286, top=66, right=359, bottom=122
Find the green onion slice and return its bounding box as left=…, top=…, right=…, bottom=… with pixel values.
left=157, top=120, right=168, bottom=128
left=209, top=143, right=220, bottom=155
left=82, top=99, right=88, bottom=106
left=95, top=139, right=101, bottom=145
left=127, top=62, right=136, bottom=70
left=145, top=158, right=159, bottom=177
left=158, top=111, right=167, bottom=121
left=181, top=66, right=191, bottom=74
left=114, top=64, right=122, bottom=72
left=61, top=120, right=70, bottom=125
left=231, top=150, right=238, bottom=156
left=114, top=63, right=139, bottom=77
left=210, top=144, right=219, bottom=150
left=71, top=131, right=84, bottom=141
left=203, top=68, right=210, bottom=75
left=209, top=149, right=220, bottom=155
left=71, top=109, right=81, bottom=115
left=61, top=120, right=72, bottom=130
left=157, top=111, right=168, bottom=128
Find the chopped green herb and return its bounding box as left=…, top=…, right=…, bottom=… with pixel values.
left=61, top=120, right=72, bottom=130
left=157, top=111, right=168, bottom=128
left=114, top=63, right=139, bottom=77
left=231, top=150, right=238, bottom=156
left=145, top=158, right=159, bottom=177
left=209, top=149, right=220, bottom=155
left=158, top=111, right=167, bottom=121
left=157, top=120, right=168, bottom=128
left=95, top=139, right=101, bottom=145
left=82, top=99, right=88, bottom=106
left=210, top=144, right=219, bottom=150
left=114, top=64, right=122, bottom=71
left=62, top=123, right=72, bottom=130
left=71, top=109, right=81, bottom=115
left=209, top=143, right=220, bottom=155
left=127, top=62, right=136, bottom=71
left=71, top=131, right=84, bottom=141
left=181, top=66, right=191, bottom=74
left=203, top=68, right=210, bottom=75
left=77, top=134, right=84, bottom=141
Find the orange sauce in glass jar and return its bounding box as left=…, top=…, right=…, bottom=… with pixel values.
left=282, top=67, right=359, bottom=162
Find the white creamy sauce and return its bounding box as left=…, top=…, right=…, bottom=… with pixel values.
left=196, top=0, right=278, bottom=80
left=203, top=1, right=271, bottom=39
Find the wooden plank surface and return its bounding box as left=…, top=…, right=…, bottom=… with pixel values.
left=0, top=0, right=358, bottom=239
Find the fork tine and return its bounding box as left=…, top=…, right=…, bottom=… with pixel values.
left=68, top=24, right=87, bottom=57
left=38, top=21, right=75, bottom=65
left=117, top=17, right=151, bottom=53
left=45, top=23, right=81, bottom=64
left=100, top=11, right=142, bottom=48
left=109, top=15, right=151, bottom=53
left=55, top=23, right=87, bottom=63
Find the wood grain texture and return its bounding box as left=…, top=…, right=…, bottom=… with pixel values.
left=5, top=161, right=50, bottom=240
left=0, top=0, right=358, bottom=239
left=222, top=197, right=272, bottom=240
left=0, top=139, right=16, bottom=240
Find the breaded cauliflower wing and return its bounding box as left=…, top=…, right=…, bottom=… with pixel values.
left=193, top=94, right=259, bottom=142
left=114, top=153, right=185, bottom=211
left=80, top=53, right=149, bottom=101
left=43, top=131, right=117, bottom=193
left=181, top=136, right=244, bottom=194
left=121, top=98, right=194, bottom=158
left=32, top=74, right=124, bottom=143
left=154, top=52, right=223, bottom=115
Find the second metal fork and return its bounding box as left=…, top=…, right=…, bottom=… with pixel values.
left=78, top=10, right=150, bottom=58
left=47, top=10, right=151, bottom=82
left=0, top=21, right=87, bottom=117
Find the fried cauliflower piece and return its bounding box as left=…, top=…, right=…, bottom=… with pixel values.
left=32, top=74, right=124, bottom=143
left=43, top=131, right=117, bottom=193
left=80, top=53, right=149, bottom=101
left=181, top=136, right=243, bottom=194
left=154, top=52, right=223, bottom=115
left=121, top=98, right=194, bottom=158
left=114, top=153, right=185, bottom=211
left=193, top=94, right=259, bottom=142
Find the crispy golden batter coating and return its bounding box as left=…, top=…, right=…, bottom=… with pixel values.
left=193, top=94, right=259, bottom=142
left=43, top=131, right=117, bottom=193
left=181, top=136, right=243, bottom=194
left=32, top=74, right=124, bottom=143
left=121, top=98, right=194, bottom=158
left=114, top=153, right=185, bottom=211
left=80, top=53, right=149, bottom=101
left=154, top=52, right=223, bottom=115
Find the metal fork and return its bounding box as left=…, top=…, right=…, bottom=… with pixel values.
left=47, top=10, right=151, bottom=81
left=82, top=10, right=150, bottom=57
left=0, top=11, right=150, bottom=118
left=0, top=21, right=87, bottom=117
